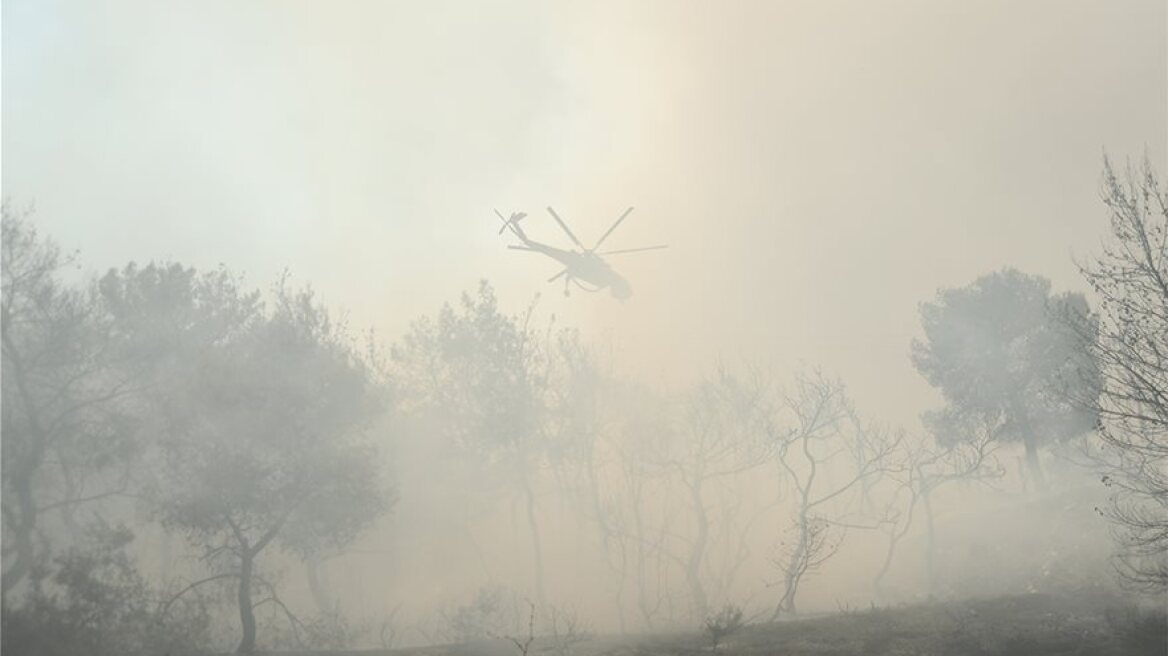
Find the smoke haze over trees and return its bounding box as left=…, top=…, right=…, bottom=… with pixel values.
left=2, top=2, right=1166, bottom=654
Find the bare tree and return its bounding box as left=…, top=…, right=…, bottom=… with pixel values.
left=616, top=412, right=678, bottom=630
left=491, top=599, right=536, bottom=656
left=657, top=369, right=772, bottom=620
left=544, top=604, right=594, bottom=656
left=703, top=603, right=745, bottom=653
left=571, top=377, right=649, bottom=633
left=768, top=371, right=899, bottom=618
left=1074, top=157, right=1168, bottom=592
left=871, top=422, right=1002, bottom=598
left=569, top=378, right=678, bottom=631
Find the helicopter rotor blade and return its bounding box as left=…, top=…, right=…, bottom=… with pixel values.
left=494, top=209, right=514, bottom=235
left=547, top=269, right=569, bottom=283
left=596, top=245, right=669, bottom=256
left=545, top=206, right=585, bottom=250
left=495, top=209, right=529, bottom=237
left=592, top=206, right=635, bottom=251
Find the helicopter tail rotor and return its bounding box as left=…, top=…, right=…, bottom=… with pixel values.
left=494, top=209, right=528, bottom=236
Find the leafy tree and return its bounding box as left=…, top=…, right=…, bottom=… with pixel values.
left=1076, top=158, right=1168, bottom=591
left=391, top=281, right=582, bottom=608
left=911, top=268, right=1097, bottom=487
left=145, top=277, right=390, bottom=653
left=1, top=210, right=139, bottom=596
left=0, top=522, right=215, bottom=656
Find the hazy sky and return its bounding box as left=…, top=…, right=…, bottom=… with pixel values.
left=4, top=0, right=1166, bottom=427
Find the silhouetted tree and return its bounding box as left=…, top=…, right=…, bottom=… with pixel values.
left=912, top=269, right=1097, bottom=488
left=97, top=259, right=268, bottom=587
left=1, top=211, right=138, bottom=596
left=1, top=522, right=214, bottom=656
left=146, top=277, right=389, bottom=653
left=1076, top=157, right=1168, bottom=591
left=392, top=282, right=567, bottom=608
left=661, top=369, right=772, bottom=620
left=769, top=371, right=899, bottom=618
left=871, top=422, right=1002, bottom=598
left=592, top=382, right=677, bottom=629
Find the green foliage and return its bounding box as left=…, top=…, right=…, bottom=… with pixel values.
left=1, top=523, right=216, bottom=656
left=704, top=603, right=746, bottom=652
left=438, top=585, right=524, bottom=643
left=96, top=262, right=393, bottom=651
left=392, top=281, right=544, bottom=457
left=150, top=278, right=389, bottom=556
left=392, top=281, right=597, bottom=460
left=912, top=269, right=1098, bottom=455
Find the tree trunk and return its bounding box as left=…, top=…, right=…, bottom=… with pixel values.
left=1023, top=436, right=1046, bottom=491
left=237, top=553, right=257, bottom=654
left=922, top=488, right=937, bottom=598
left=773, top=512, right=807, bottom=619
left=874, top=487, right=920, bottom=598
left=158, top=530, right=174, bottom=583
left=872, top=529, right=899, bottom=599
left=685, top=481, right=709, bottom=620
left=633, top=495, right=657, bottom=629
left=306, top=556, right=333, bottom=614
left=2, top=355, right=47, bottom=598
left=587, top=448, right=629, bottom=634
left=521, top=474, right=547, bottom=608
left=2, top=472, right=37, bottom=596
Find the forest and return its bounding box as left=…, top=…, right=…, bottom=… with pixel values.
left=4, top=2, right=1167, bottom=654
left=2, top=159, right=1165, bottom=655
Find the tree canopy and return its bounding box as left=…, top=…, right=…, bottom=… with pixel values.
left=1079, top=158, right=1168, bottom=591
left=912, top=268, right=1098, bottom=485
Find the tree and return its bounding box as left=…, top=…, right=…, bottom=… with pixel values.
left=1, top=521, right=214, bottom=656
left=658, top=369, right=771, bottom=621
left=911, top=268, right=1097, bottom=488
left=96, top=259, right=272, bottom=591
left=391, top=282, right=576, bottom=609
left=871, top=421, right=1002, bottom=598
left=768, top=371, right=899, bottom=618
left=588, top=381, right=677, bottom=630
left=146, top=277, right=389, bottom=653
left=1, top=211, right=139, bottom=597
left=1076, top=157, right=1168, bottom=591
left=703, top=603, right=744, bottom=653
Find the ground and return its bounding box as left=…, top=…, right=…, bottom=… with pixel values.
left=278, top=592, right=1166, bottom=656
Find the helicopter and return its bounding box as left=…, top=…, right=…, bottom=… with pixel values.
left=494, top=206, right=667, bottom=299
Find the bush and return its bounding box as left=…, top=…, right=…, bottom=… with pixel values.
left=704, top=603, right=745, bottom=653
left=1104, top=603, right=1168, bottom=655
left=436, top=585, right=523, bottom=644
left=1, top=524, right=216, bottom=656
left=259, top=607, right=368, bottom=652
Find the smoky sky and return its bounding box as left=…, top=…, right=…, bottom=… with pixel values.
left=4, top=0, right=1166, bottom=428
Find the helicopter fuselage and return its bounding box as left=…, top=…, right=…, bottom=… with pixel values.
left=511, top=240, right=632, bottom=298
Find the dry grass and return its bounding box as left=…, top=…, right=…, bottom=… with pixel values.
left=282, top=592, right=1165, bottom=656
